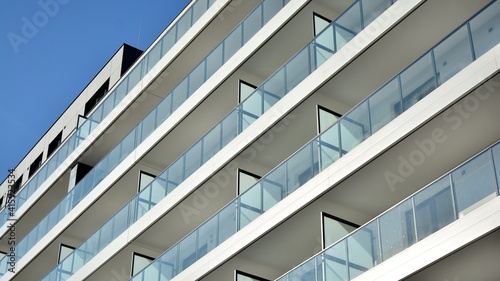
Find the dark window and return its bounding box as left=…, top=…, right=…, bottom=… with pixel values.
left=68, top=162, right=93, bottom=190
left=84, top=79, right=109, bottom=116
left=10, top=176, right=23, bottom=195
left=29, top=153, right=43, bottom=178
left=47, top=131, right=63, bottom=158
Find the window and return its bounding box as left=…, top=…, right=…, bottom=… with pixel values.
left=322, top=212, right=358, bottom=249
left=238, top=169, right=260, bottom=195
left=138, top=171, right=156, bottom=192
left=0, top=196, right=3, bottom=208
left=0, top=251, right=5, bottom=260
left=68, top=162, right=93, bottom=191
left=131, top=252, right=154, bottom=277
left=58, top=244, right=75, bottom=263
left=77, top=115, right=87, bottom=128
left=239, top=80, right=257, bottom=103
left=235, top=270, right=269, bottom=281
left=84, top=79, right=110, bottom=116
left=28, top=153, right=43, bottom=178
left=317, top=105, right=341, bottom=134
left=10, top=176, right=23, bottom=196
left=313, top=13, right=332, bottom=36
left=47, top=131, right=63, bottom=158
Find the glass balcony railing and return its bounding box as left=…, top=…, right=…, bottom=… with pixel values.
left=277, top=140, right=500, bottom=281
left=38, top=0, right=400, bottom=280
left=29, top=0, right=292, bottom=280
left=112, top=1, right=418, bottom=280
left=0, top=0, right=217, bottom=231
left=126, top=1, right=497, bottom=280
left=0, top=0, right=293, bottom=277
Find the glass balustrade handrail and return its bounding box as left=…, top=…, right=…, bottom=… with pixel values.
left=32, top=0, right=293, bottom=280
left=0, top=0, right=218, bottom=232
left=125, top=0, right=498, bottom=279
left=277, top=139, right=500, bottom=281
left=118, top=0, right=408, bottom=280
left=0, top=0, right=292, bottom=277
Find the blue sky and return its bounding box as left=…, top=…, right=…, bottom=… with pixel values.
left=0, top=0, right=190, bottom=179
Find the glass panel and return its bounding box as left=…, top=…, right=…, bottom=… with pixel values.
left=243, top=6, right=262, bottom=43
left=493, top=144, right=500, bottom=194
left=263, top=68, right=286, bottom=100
left=314, top=25, right=335, bottom=67
left=184, top=141, right=202, bottom=177
left=434, top=25, right=474, bottom=85
left=239, top=170, right=260, bottom=194
left=58, top=245, right=74, bottom=263
left=347, top=220, right=380, bottom=279
left=400, top=52, right=436, bottom=111
left=240, top=81, right=257, bottom=103
left=225, top=27, right=243, bottom=62
left=470, top=1, right=500, bottom=58
left=318, top=107, right=340, bottom=133
left=128, top=63, right=143, bottom=92
left=323, top=215, right=357, bottom=248
left=161, top=29, right=177, bottom=56
left=369, top=78, right=401, bottom=133
left=262, top=166, right=284, bottom=211
left=362, top=0, right=392, bottom=26
left=379, top=199, right=415, bottom=261
left=452, top=152, right=497, bottom=217
left=319, top=124, right=340, bottom=170
left=197, top=216, right=218, bottom=258
left=147, top=42, right=162, bottom=72
left=179, top=232, right=197, bottom=271
left=203, top=125, right=221, bottom=163
left=340, top=101, right=370, bottom=154
left=314, top=14, right=331, bottom=36
left=414, top=176, right=455, bottom=241
left=206, top=44, right=223, bottom=78
left=239, top=186, right=261, bottom=229
left=176, top=11, right=192, bottom=40
left=286, top=144, right=314, bottom=194
left=132, top=254, right=154, bottom=277
left=336, top=2, right=362, bottom=34
left=288, top=259, right=316, bottom=281
left=286, top=47, right=311, bottom=92
left=323, top=240, right=347, bottom=281
left=189, top=62, right=206, bottom=95
left=139, top=172, right=156, bottom=192
left=218, top=201, right=237, bottom=242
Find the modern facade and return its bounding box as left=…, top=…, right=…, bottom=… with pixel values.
left=1, top=0, right=499, bottom=280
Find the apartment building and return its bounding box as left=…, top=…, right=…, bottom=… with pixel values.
left=1, top=0, right=499, bottom=280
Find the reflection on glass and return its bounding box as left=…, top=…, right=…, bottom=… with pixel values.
left=414, top=176, right=455, bottom=241
left=452, top=152, right=498, bottom=217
